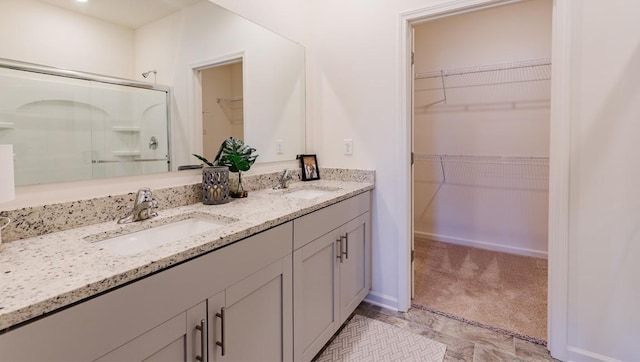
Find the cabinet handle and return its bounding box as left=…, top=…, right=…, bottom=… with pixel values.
left=336, top=238, right=343, bottom=262
left=195, top=319, right=205, bottom=362
left=216, top=307, right=226, bottom=356
left=341, top=235, right=349, bottom=260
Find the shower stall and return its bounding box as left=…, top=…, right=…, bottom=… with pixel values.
left=0, top=58, right=170, bottom=186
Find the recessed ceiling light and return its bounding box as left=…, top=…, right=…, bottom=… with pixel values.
left=76, top=0, right=88, bottom=3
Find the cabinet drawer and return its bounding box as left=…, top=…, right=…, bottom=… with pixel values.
left=293, top=191, right=370, bottom=250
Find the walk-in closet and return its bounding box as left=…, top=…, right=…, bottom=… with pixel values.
left=411, top=0, right=551, bottom=343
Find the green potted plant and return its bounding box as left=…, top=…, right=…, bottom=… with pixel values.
left=194, top=137, right=258, bottom=198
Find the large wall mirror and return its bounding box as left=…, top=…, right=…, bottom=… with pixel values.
left=0, top=0, right=305, bottom=186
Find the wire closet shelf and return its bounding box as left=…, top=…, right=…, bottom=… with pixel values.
left=415, top=58, right=551, bottom=84
left=217, top=96, right=243, bottom=104
left=414, top=154, right=549, bottom=190
left=414, top=58, right=551, bottom=108
left=414, top=153, right=549, bottom=165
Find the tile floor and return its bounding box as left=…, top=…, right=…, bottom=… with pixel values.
left=354, top=301, right=559, bottom=362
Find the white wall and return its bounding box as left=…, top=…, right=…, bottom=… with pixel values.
left=565, top=1, right=640, bottom=360
left=0, top=0, right=134, bottom=78
left=413, top=0, right=552, bottom=257
left=207, top=0, right=309, bottom=45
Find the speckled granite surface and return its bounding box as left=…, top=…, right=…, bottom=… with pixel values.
left=318, top=168, right=376, bottom=183
left=0, top=168, right=374, bottom=243
left=0, top=184, right=202, bottom=243
left=0, top=170, right=374, bottom=332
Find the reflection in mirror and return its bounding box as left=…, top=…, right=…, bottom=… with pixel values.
left=137, top=0, right=306, bottom=167
left=0, top=0, right=305, bottom=186
left=200, top=61, right=244, bottom=161
left=0, top=63, right=170, bottom=186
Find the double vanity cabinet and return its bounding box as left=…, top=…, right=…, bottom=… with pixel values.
left=0, top=190, right=371, bottom=362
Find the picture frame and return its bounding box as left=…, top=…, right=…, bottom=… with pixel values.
left=298, top=154, right=320, bottom=181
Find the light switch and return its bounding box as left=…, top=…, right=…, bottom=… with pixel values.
left=344, top=139, right=353, bottom=155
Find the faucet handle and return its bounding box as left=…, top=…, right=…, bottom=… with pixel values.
left=136, top=187, right=153, bottom=202
left=146, top=190, right=159, bottom=215
left=117, top=188, right=158, bottom=224
left=149, top=199, right=159, bottom=218
left=273, top=169, right=294, bottom=189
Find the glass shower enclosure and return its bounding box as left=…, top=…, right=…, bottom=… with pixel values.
left=0, top=59, right=170, bottom=186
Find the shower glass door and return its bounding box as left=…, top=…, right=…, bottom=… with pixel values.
left=0, top=66, right=170, bottom=186
left=90, top=83, right=169, bottom=179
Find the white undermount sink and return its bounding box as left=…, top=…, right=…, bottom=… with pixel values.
left=90, top=213, right=234, bottom=256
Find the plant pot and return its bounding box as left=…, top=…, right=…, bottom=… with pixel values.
left=229, top=189, right=248, bottom=198
left=202, top=166, right=230, bottom=205
left=229, top=171, right=248, bottom=198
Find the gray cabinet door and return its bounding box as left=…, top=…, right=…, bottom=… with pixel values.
left=293, top=229, right=340, bottom=362
left=209, top=256, right=293, bottom=362
left=338, top=212, right=370, bottom=324
left=94, top=302, right=206, bottom=362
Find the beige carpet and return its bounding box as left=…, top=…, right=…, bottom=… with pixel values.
left=315, top=314, right=447, bottom=362
left=413, top=238, right=547, bottom=343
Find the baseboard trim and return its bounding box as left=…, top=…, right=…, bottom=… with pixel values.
left=364, top=291, right=399, bottom=311
left=566, top=346, right=623, bottom=362
left=414, top=231, right=548, bottom=259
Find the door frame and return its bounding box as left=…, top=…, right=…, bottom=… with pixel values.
left=398, top=0, right=574, bottom=359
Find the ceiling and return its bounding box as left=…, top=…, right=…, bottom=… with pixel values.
left=38, top=0, right=203, bottom=29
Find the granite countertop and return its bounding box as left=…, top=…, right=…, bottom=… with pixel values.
left=0, top=179, right=373, bottom=332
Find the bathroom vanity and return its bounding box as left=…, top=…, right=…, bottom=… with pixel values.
left=0, top=176, right=373, bottom=361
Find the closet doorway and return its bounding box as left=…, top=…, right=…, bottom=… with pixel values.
left=410, top=0, right=552, bottom=343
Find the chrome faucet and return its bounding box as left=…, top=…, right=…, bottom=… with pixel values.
left=273, top=169, right=294, bottom=190
left=117, top=188, right=158, bottom=224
